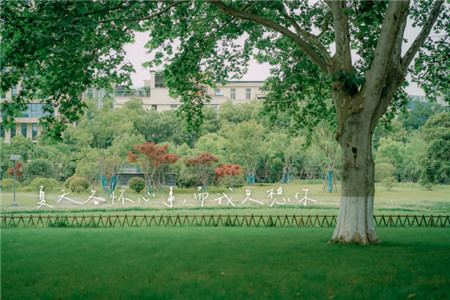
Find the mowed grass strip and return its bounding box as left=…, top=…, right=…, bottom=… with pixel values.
left=2, top=227, right=449, bottom=299
left=2, top=183, right=449, bottom=216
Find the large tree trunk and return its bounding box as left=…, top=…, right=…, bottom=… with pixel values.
left=329, top=95, right=380, bottom=244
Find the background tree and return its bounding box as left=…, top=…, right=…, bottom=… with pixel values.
left=185, top=152, right=219, bottom=188
left=1, top=0, right=139, bottom=138
left=215, top=164, right=246, bottom=188
left=375, top=162, right=396, bottom=191
left=32, top=143, right=74, bottom=181
left=23, top=159, right=55, bottom=181
left=7, top=161, right=24, bottom=182
left=220, top=120, right=265, bottom=184
left=218, top=100, right=263, bottom=125
left=128, top=142, right=179, bottom=191
left=419, top=112, right=450, bottom=187
left=98, top=152, right=122, bottom=199
left=397, top=101, right=445, bottom=132
left=73, top=148, right=99, bottom=185
left=0, top=136, right=35, bottom=177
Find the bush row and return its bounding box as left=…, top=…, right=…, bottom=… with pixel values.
left=0, top=174, right=246, bottom=193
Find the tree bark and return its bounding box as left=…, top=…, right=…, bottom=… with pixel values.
left=330, top=91, right=380, bottom=244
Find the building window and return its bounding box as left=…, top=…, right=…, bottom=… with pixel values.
left=155, top=73, right=166, bottom=88
left=10, top=124, right=16, bottom=139
left=214, top=89, right=224, bottom=97
left=1, top=93, right=5, bottom=99
left=32, top=124, right=38, bottom=140
left=246, top=88, right=251, bottom=99
left=230, top=89, right=236, bottom=100
left=170, top=105, right=178, bottom=109
left=22, top=124, right=27, bottom=136
left=211, top=104, right=218, bottom=112
left=0, top=124, right=4, bottom=138
left=12, top=86, right=17, bottom=97
left=151, top=105, right=157, bottom=110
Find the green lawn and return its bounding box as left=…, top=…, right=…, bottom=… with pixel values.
left=1, top=227, right=449, bottom=299
left=1, top=183, right=449, bottom=216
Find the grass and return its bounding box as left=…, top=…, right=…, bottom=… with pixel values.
left=1, top=183, right=449, bottom=216
left=1, top=227, right=449, bottom=299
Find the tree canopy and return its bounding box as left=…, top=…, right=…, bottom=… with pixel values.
left=1, top=1, right=447, bottom=135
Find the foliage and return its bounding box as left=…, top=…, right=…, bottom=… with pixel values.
left=0, top=178, right=19, bottom=191
left=215, top=164, right=246, bottom=188
left=69, top=177, right=90, bottom=193
left=7, top=161, right=24, bottom=180
left=375, top=162, right=396, bottom=190
left=220, top=120, right=265, bottom=179
left=218, top=100, right=263, bottom=125
left=73, top=148, right=99, bottom=184
left=128, top=177, right=146, bottom=194
left=0, top=136, right=35, bottom=176
left=64, top=176, right=77, bottom=189
left=1, top=0, right=139, bottom=138
left=128, top=142, right=179, bottom=189
left=177, top=165, right=201, bottom=188
left=32, top=143, right=75, bottom=181
left=98, top=151, right=123, bottom=197
left=420, top=113, right=450, bottom=186
left=31, top=177, right=59, bottom=192
left=217, top=174, right=246, bottom=188
left=397, top=101, right=445, bottom=132
left=382, top=176, right=395, bottom=191
left=23, top=159, right=55, bottom=181
left=185, top=152, right=219, bottom=187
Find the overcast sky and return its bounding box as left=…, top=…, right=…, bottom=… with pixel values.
left=124, top=28, right=426, bottom=95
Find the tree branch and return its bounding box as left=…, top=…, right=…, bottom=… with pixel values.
left=281, top=4, right=332, bottom=64
left=99, top=0, right=189, bottom=24
left=208, top=0, right=330, bottom=73
left=402, top=0, right=444, bottom=71
left=326, top=0, right=352, bottom=73
left=362, top=0, right=410, bottom=108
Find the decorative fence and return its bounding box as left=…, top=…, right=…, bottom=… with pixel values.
left=1, top=215, right=449, bottom=228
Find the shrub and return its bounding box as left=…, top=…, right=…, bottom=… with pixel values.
left=177, top=167, right=200, bottom=188
left=382, top=176, right=395, bottom=191
left=23, top=159, right=55, bottom=181
left=31, top=177, right=60, bottom=192
left=0, top=178, right=19, bottom=191
left=64, top=175, right=78, bottom=188
left=128, top=177, right=146, bottom=193
left=69, top=177, right=90, bottom=193
left=218, top=175, right=246, bottom=188
left=2, top=171, right=13, bottom=179
left=375, top=162, right=396, bottom=183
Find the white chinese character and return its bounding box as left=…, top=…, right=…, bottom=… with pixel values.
left=85, top=190, right=106, bottom=205
left=195, top=192, right=209, bottom=207
left=37, top=186, right=53, bottom=208
left=163, top=187, right=175, bottom=208
left=113, top=190, right=134, bottom=205
left=213, top=192, right=235, bottom=207
left=242, top=190, right=263, bottom=205
left=295, top=188, right=317, bottom=206
left=267, top=186, right=290, bottom=207
left=56, top=190, right=83, bottom=205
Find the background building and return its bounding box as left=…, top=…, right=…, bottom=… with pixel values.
left=113, top=70, right=267, bottom=112
left=0, top=83, right=47, bottom=143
